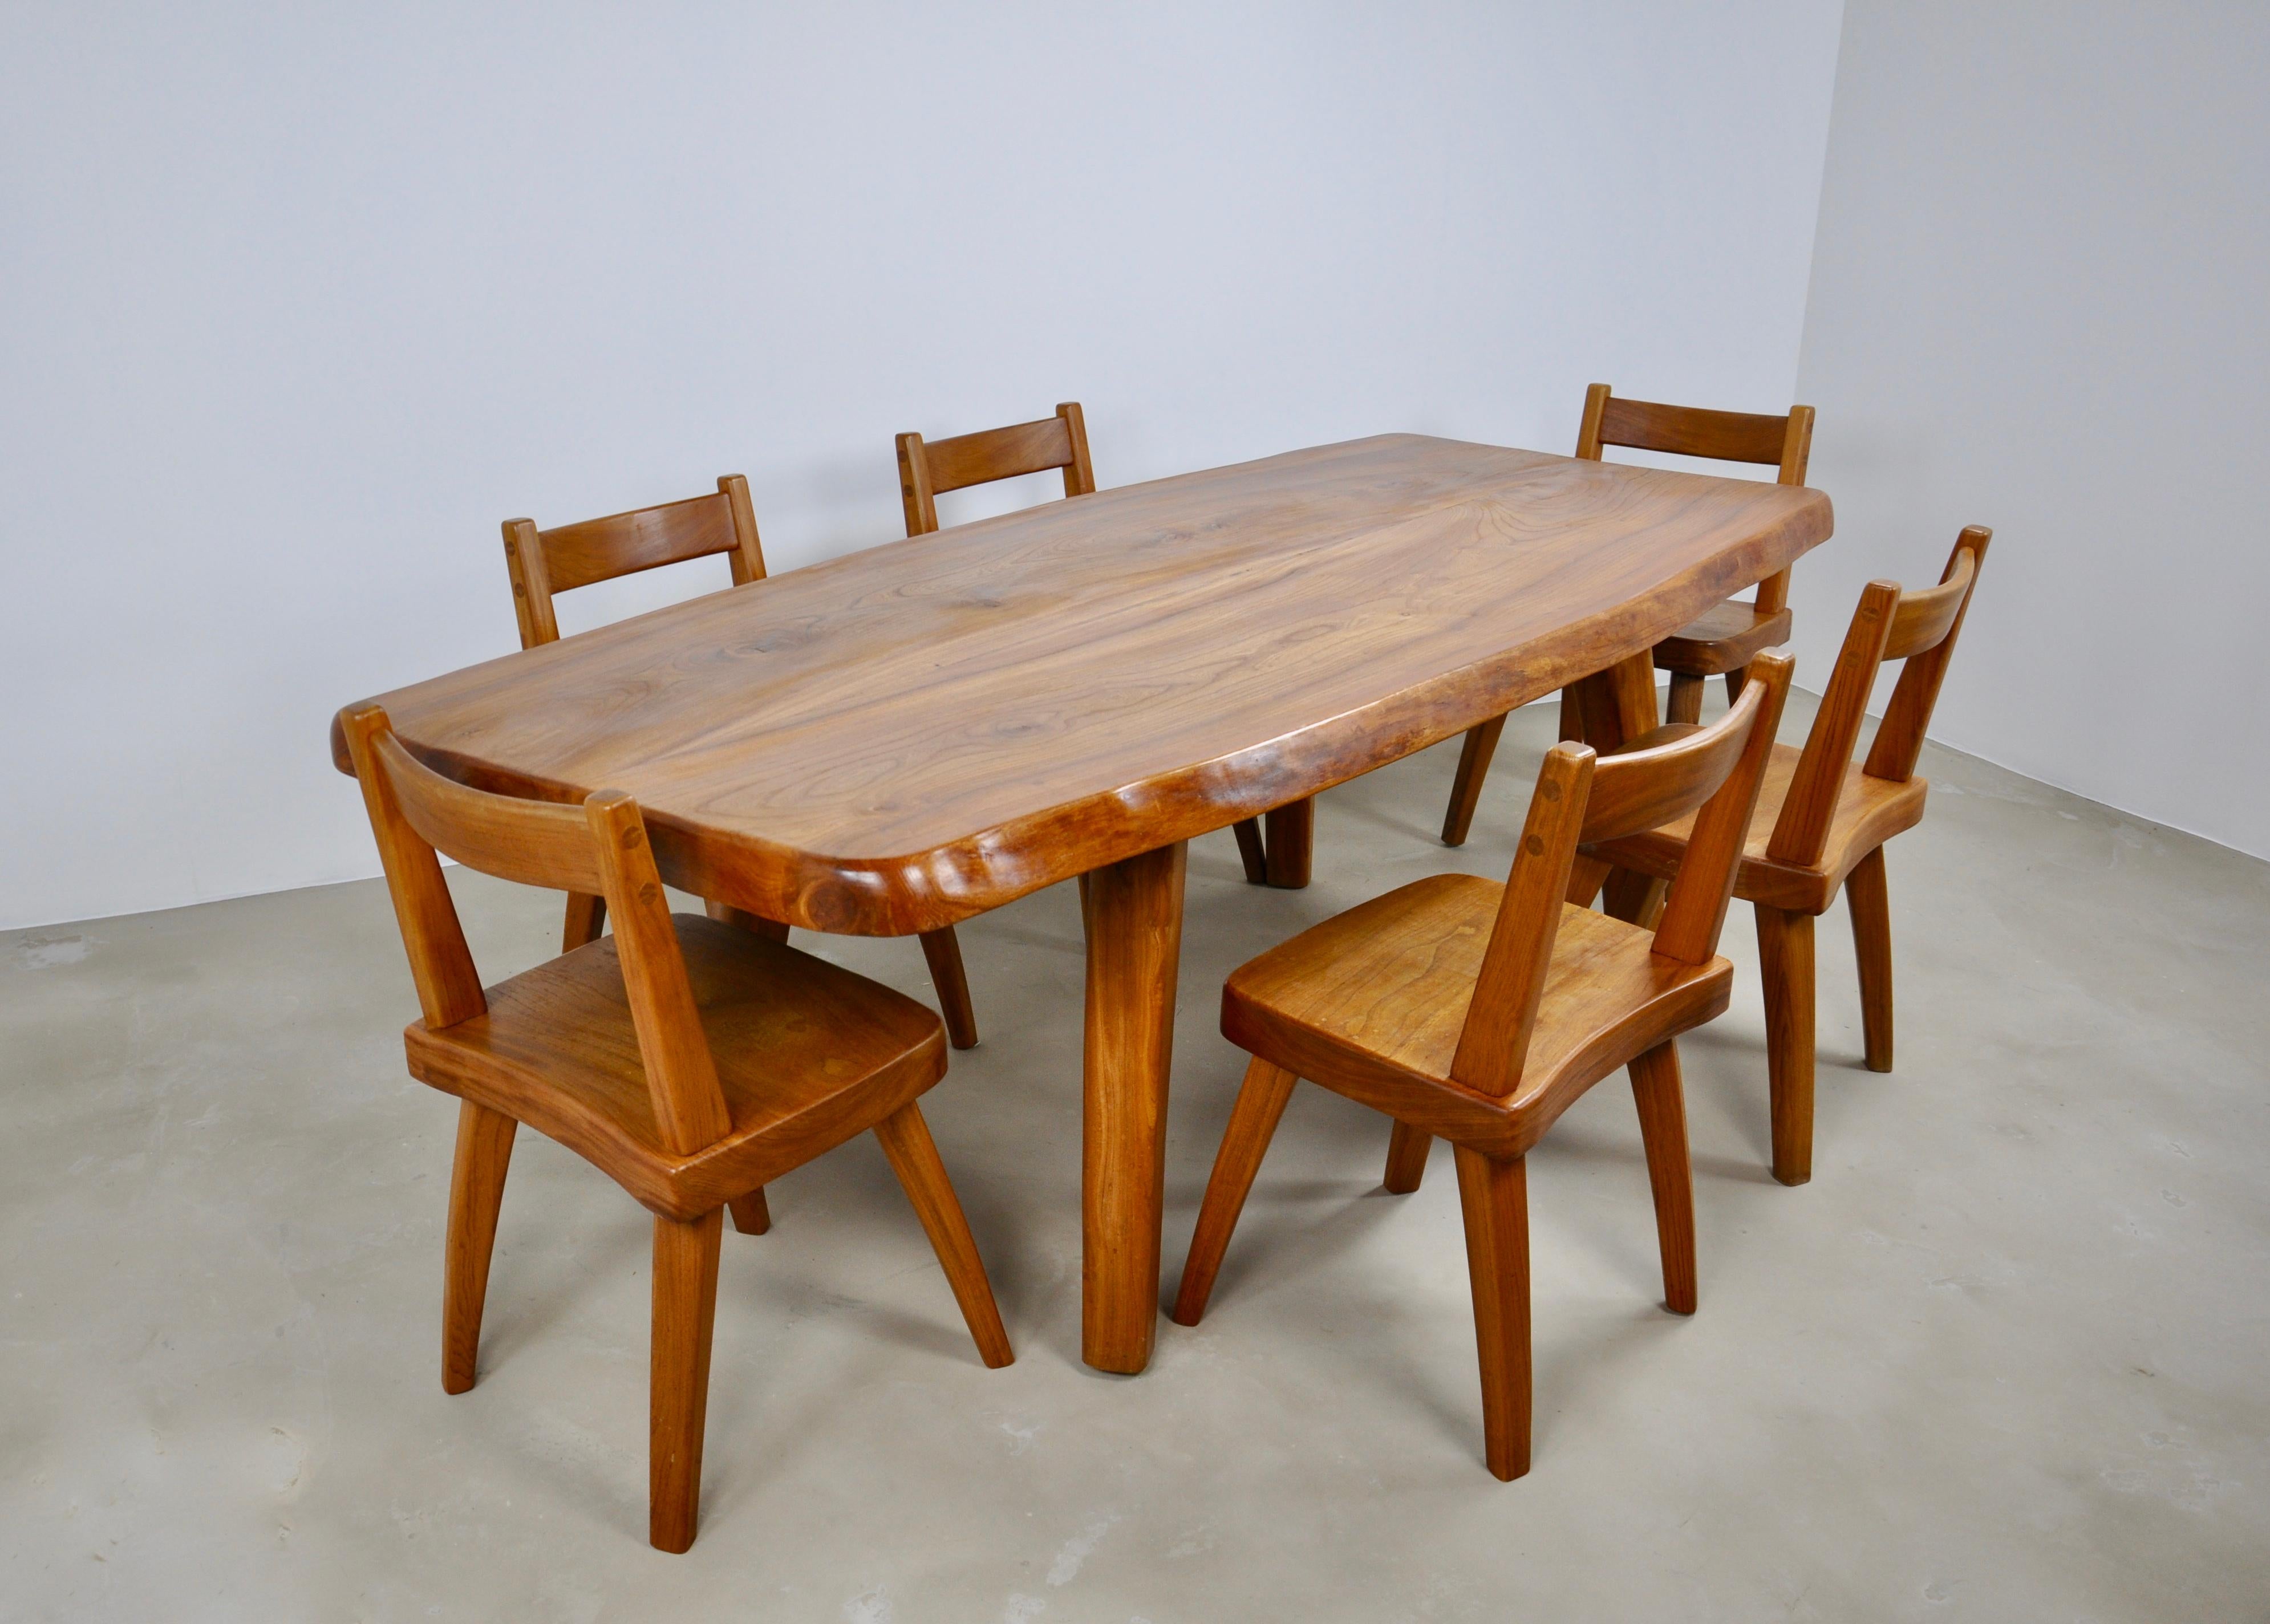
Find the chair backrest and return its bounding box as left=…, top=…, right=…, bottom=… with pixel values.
left=1576, top=383, right=1815, bottom=613
left=502, top=475, right=767, bottom=648
left=1448, top=652, right=1794, bottom=1099
left=338, top=703, right=732, bottom=1156
left=1765, top=526, right=1992, bottom=869
left=896, top=402, right=1095, bottom=537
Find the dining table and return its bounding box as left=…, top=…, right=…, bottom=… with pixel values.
left=330, top=432, right=1832, bottom=1375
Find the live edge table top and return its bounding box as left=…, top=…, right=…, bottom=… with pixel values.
left=331, top=435, right=1831, bottom=936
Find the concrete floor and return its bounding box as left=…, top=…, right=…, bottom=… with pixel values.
left=5, top=694, right=2268, bottom=1621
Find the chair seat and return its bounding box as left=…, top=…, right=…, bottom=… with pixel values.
left=1221, top=874, right=1730, bottom=1158
left=1653, top=599, right=1793, bottom=676
left=1589, top=744, right=1929, bottom=915
left=406, top=915, right=946, bottom=1219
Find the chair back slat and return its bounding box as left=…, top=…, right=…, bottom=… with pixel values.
left=1578, top=716, right=1754, bottom=846
left=1880, top=544, right=1977, bottom=663
left=502, top=475, right=766, bottom=649
left=1595, top=395, right=1796, bottom=469
left=1651, top=653, right=1794, bottom=963
left=1770, top=527, right=1993, bottom=863
left=371, top=731, right=607, bottom=896
left=540, top=493, right=739, bottom=593
left=1864, top=527, right=1993, bottom=783
left=340, top=705, right=487, bottom=1030
left=1451, top=653, right=1791, bottom=1097
left=898, top=402, right=1095, bottom=535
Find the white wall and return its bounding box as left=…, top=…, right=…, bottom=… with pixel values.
left=1791, top=1, right=2270, bottom=858
left=1, top=2, right=1845, bottom=931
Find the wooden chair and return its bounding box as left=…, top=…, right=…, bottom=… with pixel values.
left=1173, top=653, right=1794, bottom=1481
left=895, top=404, right=1287, bottom=887
left=1583, top=527, right=1990, bottom=1185
left=1440, top=384, right=1815, bottom=847
left=339, top=702, right=1012, bottom=1553
left=502, top=477, right=983, bottom=1051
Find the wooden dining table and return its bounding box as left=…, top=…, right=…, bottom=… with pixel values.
left=331, top=433, right=1831, bottom=1375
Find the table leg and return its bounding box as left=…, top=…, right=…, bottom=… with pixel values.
left=1077, top=840, right=1187, bottom=1374
left=1262, top=798, right=1313, bottom=888
left=1571, top=649, right=1660, bottom=753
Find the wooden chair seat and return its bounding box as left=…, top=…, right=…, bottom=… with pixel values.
left=1590, top=743, right=1928, bottom=915
left=406, top=915, right=946, bottom=1221
left=1654, top=599, right=1794, bottom=677
left=1222, top=874, right=1731, bottom=1160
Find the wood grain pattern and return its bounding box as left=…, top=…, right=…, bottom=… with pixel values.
left=335, top=437, right=1831, bottom=937
left=648, top=1207, right=722, bottom=1554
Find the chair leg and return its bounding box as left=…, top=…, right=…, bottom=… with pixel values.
left=1383, top=1120, right=1432, bottom=1193
left=1602, top=869, right=1668, bottom=928
left=1566, top=853, right=1611, bottom=908
left=1171, top=1057, right=1299, bottom=1326
left=874, top=1102, right=1014, bottom=1368
left=1453, top=1146, right=1531, bottom=1481
left=442, top=1101, right=517, bottom=1395
left=727, top=1189, right=771, bottom=1235
left=1556, top=687, right=1583, bottom=742
left=649, top=1207, right=723, bottom=1554
left=1664, top=672, right=1704, bottom=725
left=1263, top=799, right=1314, bottom=888
left=1628, top=1042, right=1697, bottom=1314
left=705, top=898, right=789, bottom=941
left=562, top=892, right=606, bottom=952
left=919, top=928, right=980, bottom=1050
left=1755, top=904, right=1817, bottom=1186
left=1725, top=667, right=1748, bottom=707
left=1441, top=714, right=1507, bottom=847
left=1846, top=847, right=1894, bottom=1073
left=1232, top=818, right=1268, bottom=885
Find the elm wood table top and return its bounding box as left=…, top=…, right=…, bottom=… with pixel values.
left=331, top=435, right=1831, bottom=937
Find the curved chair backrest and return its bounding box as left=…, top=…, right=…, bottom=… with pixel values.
left=1766, top=526, right=1992, bottom=868
left=896, top=403, right=1095, bottom=537
left=502, top=476, right=767, bottom=648
left=338, top=703, right=732, bottom=1156
left=1448, top=652, right=1794, bottom=1099
left=1576, top=383, right=1815, bottom=614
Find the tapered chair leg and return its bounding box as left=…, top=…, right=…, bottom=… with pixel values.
left=562, top=892, right=606, bottom=952
left=649, top=1207, right=723, bottom=1554
left=1725, top=667, right=1748, bottom=707
left=874, top=1103, right=1014, bottom=1368
left=1263, top=799, right=1314, bottom=888
left=1453, top=1146, right=1531, bottom=1481
left=1602, top=870, right=1668, bottom=929
left=727, top=1189, right=771, bottom=1235
left=442, top=1101, right=516, bottom=1395
left=1664, top=672, right=1704, bottom=725
left=1846, top=847, right=1895, bottom=1073
left=1232, top=818, right=1268, bottom=885
left=1628, top=1042, right=1697, bottom=1314
left=1171, top=1058, right=1299, bottom=1326
left=1383, top=1120, right=1432, bottom=1194
left=1566, top=853, right=1612, bottom=908
left=1441, top=715, right=1506, bottom=847
left=705, top=898, right=789, bottom=941
left=1755, top=903, right=1817, bottom=1185
left=919, top=928, right=980, bottom=1050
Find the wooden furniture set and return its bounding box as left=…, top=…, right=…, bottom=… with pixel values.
left=335, top=392, right=1985, bottom=1549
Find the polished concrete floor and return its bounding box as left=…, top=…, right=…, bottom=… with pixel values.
left=6, top=695, right=2269, bottom=1621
